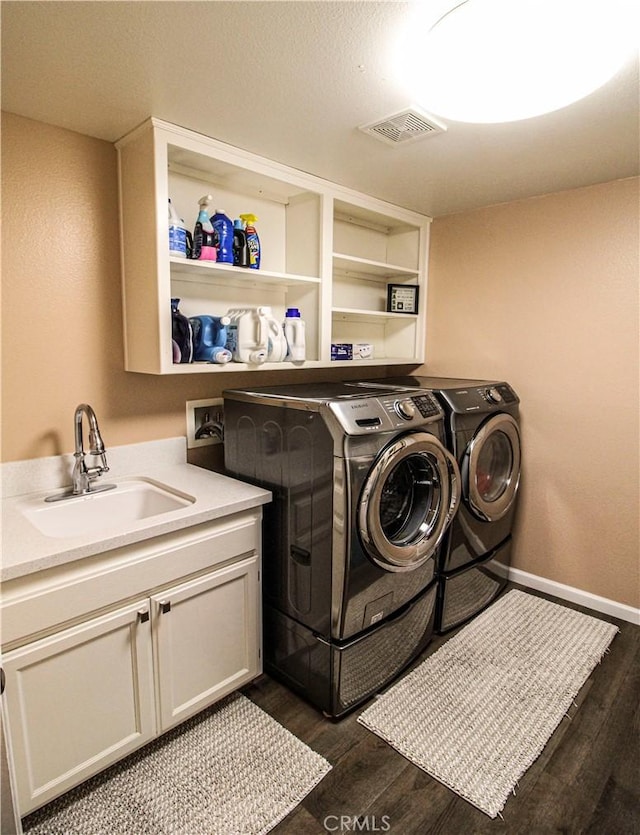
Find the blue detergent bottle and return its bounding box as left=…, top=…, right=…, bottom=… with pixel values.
left=211, top=209, right=234, bottom=264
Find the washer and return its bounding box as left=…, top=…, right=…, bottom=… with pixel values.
left=381, top=377, right=522, bottom=633
left=223, top=381, right=461, bottom=716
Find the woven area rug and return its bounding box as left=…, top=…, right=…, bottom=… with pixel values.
left=358, top=589, right=618, bottom=819
left=23, top=693, right=331, bottom=835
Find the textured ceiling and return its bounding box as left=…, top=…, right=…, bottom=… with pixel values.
left=2, top=1, right=639, bottom=216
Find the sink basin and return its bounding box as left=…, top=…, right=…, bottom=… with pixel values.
left=22, top=478, right=195, bottom=538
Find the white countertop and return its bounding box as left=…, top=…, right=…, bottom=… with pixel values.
left=1, top=451, right=271, bottom=583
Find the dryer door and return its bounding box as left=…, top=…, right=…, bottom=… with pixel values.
left=462, top=413, right=521, bottom=522
left=358, top=432, right=461, bottom=572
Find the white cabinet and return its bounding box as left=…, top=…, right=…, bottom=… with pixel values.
left=3, top=601, right=156, bottom=815
left=152, top=556, right=259, bottom=732
left=116, top=118, right=431, bottom=373
left=1, top=512, right=262, bottom=816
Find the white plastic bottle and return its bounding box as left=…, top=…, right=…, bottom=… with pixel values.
left=225, top=308, right=268, bottom=364
left=284, top=308, right=306, bottom=363
left=262, top=306, right=288, bottom=362
left=168, top=198, right=188, bottom=257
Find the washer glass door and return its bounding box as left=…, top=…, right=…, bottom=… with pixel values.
left=463, top=413, right=521, bottom=521
left=358, top=433, right=460, bottom=572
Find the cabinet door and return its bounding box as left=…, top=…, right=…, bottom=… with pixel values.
left=152, top=555, right=260, bottom=731
left=2, top=601, right=155, bottom=816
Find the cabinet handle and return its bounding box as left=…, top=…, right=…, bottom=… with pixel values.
left=159, top=600, right=171, bottom=614
left=137, top=609, right=150, bottom=624
left=0, top=667, right=5, bottom=695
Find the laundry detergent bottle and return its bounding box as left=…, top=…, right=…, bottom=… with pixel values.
left=211, top=209, right=234, bottom=264
left=168, top=199, right=191, bottom=258
left=232, top=219, right=250, bottom=267
left=225, top=308, right=268, bottom=364
left=239, top=213, right=261, bottom=269
left=284, top=307, right=306, bottom=363
left=192, top=195, right=217, bottom=261
left=262, top=306, right=287, bottom=362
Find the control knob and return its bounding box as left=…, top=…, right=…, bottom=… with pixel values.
left=394, top=398, right=416, bottom=420
left=485, top=387, right=503, bottom=404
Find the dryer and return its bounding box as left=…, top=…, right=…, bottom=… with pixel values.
left=381, top=377, right=522, bottom=633
left=223, top=381, right=461, bottom=716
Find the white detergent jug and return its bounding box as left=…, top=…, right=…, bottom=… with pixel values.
left=262, top=306, right=288, bottom=362
left=225, top=307, right=268, bottom=364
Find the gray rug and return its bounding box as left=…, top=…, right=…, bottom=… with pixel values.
left=358, top=589, right=618, bottom=819
left=23, top=693, right=331, bottom=835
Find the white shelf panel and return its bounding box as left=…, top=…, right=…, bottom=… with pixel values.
left=164, top=359, right=326, bottom=374
left=332, top=307, right=418, bottom=322
left=170, top=257, right=321, bottom=287
left=332, top=253, right=419, bottom=280
left=328, top=357, right=417, bottom=366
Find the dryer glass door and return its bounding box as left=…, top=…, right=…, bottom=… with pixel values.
left=463, top=413, right=521, bottom=522
left=358, top=433, right=460, bottom=572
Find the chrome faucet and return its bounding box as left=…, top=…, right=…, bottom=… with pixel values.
left=72, top=404, right=113, bottom=495
left=46, top=404, right=116, bottom=502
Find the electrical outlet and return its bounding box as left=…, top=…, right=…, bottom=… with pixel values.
left=186, top=398, right=224, bottom=448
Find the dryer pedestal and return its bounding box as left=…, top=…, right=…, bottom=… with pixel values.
left=436, top=539, right=511, bottom=633
left=264, top=581, right=438, bottom=718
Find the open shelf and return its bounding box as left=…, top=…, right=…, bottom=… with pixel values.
left=117, top=118, right=431, bottom=374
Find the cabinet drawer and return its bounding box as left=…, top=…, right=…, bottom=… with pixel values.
left=1, top=511, right=261, bottom=648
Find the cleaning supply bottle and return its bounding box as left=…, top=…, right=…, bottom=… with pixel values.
left=168, top=199, right=191, bottom=258
left=239, top=213, right=261, bottom=269
left=225, top=307, right=268, bottom=364
left=192, top=195, right=217, bottom=261
left=211, top=209, right=234, bottom=264
left=262, top=306, right=288, bottom=362
left=232, top=219, right=250, bottom=268
left=189, top=315, right=232, bottom=363
left=284, top=307, right=306, bottom=363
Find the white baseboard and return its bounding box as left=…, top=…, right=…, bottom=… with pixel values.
left=504, top=565, right=640, bottom=626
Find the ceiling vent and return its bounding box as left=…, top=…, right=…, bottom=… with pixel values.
left=359, top=108, right=446, bottom=146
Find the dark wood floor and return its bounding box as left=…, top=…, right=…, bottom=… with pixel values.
left=243, top=584, right=640, bottom=835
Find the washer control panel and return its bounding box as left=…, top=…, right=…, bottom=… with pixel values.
left=329, top=390, right=443, bottom=435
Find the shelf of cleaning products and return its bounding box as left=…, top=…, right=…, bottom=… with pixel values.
left=332, top=253, right=419, bottom=280
left=169, top=257, right=321, bottom=287
left=117, top=118, right=430, bottom=374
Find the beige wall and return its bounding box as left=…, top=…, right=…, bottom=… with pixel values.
left=2, top=112, right=638, bottom=608
left=0, top=113, right=385, bottom=467
left=426, top=177, right=640, bottom=608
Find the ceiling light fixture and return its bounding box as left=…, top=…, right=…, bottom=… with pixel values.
left=391, top=0, right=638, bottom=123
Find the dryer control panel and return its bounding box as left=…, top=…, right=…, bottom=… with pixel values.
left=329, top=390, right=443, bottom=435
left=440, top=383, right=519, bottom=413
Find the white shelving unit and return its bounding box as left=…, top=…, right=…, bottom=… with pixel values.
left=116, top=118, right=431, bottom=373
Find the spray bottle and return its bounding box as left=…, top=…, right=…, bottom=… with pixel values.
left=192, top=195, right=217, bottom=261
left=239, top=213, right=261, bottom=269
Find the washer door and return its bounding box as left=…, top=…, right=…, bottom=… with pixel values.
left=358, top=432, right=461, bottom=572
left=462, top=413, right=521, bottom=522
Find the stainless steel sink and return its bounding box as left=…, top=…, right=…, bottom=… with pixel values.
left=22, top=478, right=195, bottom=538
